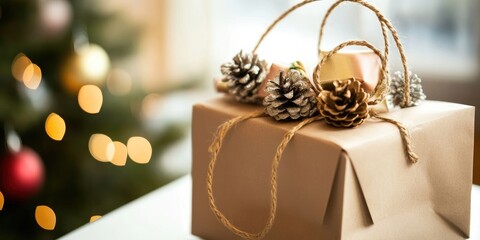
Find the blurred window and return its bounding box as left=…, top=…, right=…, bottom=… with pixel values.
left=385, top=0, right=478, bottom=79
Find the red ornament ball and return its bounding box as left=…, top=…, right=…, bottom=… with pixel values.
left=0, top=148, right=44, bottom=201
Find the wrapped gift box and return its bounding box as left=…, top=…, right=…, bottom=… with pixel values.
left=191, top=97, right=474, bottom=240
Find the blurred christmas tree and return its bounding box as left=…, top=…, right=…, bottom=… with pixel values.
left=0, top=0, right=189, bottom=239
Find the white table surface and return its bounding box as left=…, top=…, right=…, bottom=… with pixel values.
left=60, top=175, right=480, bottom=240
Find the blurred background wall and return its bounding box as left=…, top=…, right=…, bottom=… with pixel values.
left=0, top=0, right=478, bottom=239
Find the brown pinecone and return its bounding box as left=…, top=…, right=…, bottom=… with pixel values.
left=263, top=69, right=318, bottom=121
left=220, top=50, right=267, bottom=103
left=317, top=78, right=370, bottom=128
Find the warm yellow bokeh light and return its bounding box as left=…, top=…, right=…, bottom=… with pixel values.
left=78, top=85, right=103, bottom=114
left=22, top=64, right=34, bottom=83
left=78, top=44, right=110, bottom=84
left=127, top=136, right=152, bottom=164
left=90, top=215, right=102, bottom=223
left=45, top=113, right=66, bottom=141
left=108, top=141, right=128, bottom=166
left=107, top=68, right=132, bottom=96
left=0, top=191, right=4, bottom=211
left=11, top=53, right=32, bottom=82
left=22, top=63, right=42, bottom=89
left=35, top=205, right=56, bottom=230
left=60, top=44, right=111, bottom=93
left=89, top=134, right=113, bottom=162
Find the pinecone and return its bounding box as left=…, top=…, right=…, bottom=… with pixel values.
left=390, top=71, right=426, bottom=107
left=263, top=69, right=318, bottom=121
left=317, top=78, right=370, bottom=128
left=220, top=50, right=267, bottom=103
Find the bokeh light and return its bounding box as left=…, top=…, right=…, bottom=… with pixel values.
left=6, top=128, right=22, bottom=153
left=78, top=44, right=110, bottom=85
left=61, top=44, right=111, bottom=93
left=78, top=85, right=103, bottom=114
left=108, top=141, right=127, bottom=166
left=89, top=215, right=102, bottom=223
left=107, top=68, right=132, bottom=96
left=127, top=136, right=152, bottom=164
left=39, top=0, right=72, bottom=37
left=0, top=191, right=4, bottom=211
left=11, top=53, right=43, bottom=89
left=11, top=53, right=32, bottom=82
left=22, top=63, right=42, bottom=90
left=45, top=113, right=66, bottom=141
left=35, top=205, right=56, bottom=230
left=88, top=134, right=113, bottom=162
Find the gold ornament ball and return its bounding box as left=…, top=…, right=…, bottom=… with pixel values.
left=61, top=44, right=111, bottom=93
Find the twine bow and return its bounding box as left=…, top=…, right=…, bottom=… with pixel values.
left=207, top=1, right=419, bottom=239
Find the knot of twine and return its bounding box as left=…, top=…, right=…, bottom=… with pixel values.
left=207, top=0, right=419, bottom=239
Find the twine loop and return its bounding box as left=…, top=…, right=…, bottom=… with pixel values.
left=207, top=113, right=322, bottom=239
left=312, top=40, right=388, bottom=105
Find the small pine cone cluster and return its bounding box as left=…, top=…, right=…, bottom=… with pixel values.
left=317, top=78, right=370, bottom=128
left=220, top=51, right=268, bottom=103
left=263, top=69, right=318, bottom=121
left=390, top=71, right=426, bottom=107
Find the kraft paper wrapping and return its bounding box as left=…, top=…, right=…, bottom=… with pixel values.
left=191, top=97, right=474, bottom=240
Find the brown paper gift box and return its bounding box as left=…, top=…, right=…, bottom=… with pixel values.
left=191, top=97, right=475, bottom=240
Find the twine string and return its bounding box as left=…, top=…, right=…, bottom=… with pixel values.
left=208, top=1, right=418, bottom=239
left=317, top=0, right=390, bottom=68
left=252, top=0, right=320, bottom=54
left=207, top=113, right=323, bottom=240
left=317, top=0, right=390, bottom=102
left=252, top=0, right=411, bottom=106
left=370, top=112, right=419, bottom=163
left=314, top=0, right=411, bottom=106
left=312, top=40, right=388, bottom=105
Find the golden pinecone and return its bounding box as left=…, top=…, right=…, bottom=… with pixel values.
left=317, top=78, right=370, bottom=128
